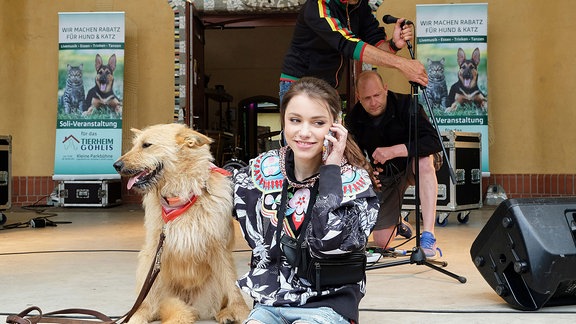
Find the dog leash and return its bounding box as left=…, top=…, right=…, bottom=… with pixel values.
left=7, top=228, right=167, bottom=324
left=121, top=226, right=166, bottom=323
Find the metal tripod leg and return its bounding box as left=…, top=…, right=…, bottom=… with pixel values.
left=366, top=247, right=467, bottom=283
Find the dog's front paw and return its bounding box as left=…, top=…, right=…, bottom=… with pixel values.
left=215, top=303, right=250, bottom=324
left=214, top=310, right=239, bottom=324
left=160, top=298, right=200, bottom=324
left=125, top=313, right=149, bottom=324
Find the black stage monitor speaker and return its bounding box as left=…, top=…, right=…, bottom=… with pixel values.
left=470, top=198, right=576, bottom=310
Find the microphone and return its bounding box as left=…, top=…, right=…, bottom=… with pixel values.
left=382, top=14, right=415, bottom=57
left=382, top=14, right=413, bottom=26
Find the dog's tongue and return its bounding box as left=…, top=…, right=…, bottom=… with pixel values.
left=464, top=79, right=472, bottom=87
left=100, top=84, right=107, bottom=92
left=127, top=171, right=147, bottom=190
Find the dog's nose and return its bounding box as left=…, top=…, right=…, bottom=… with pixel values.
left=113, top=160, right=124, bottom=173
left=99, top=74, right=109, bottom=84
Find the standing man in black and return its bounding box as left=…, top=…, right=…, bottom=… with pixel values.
left=346, top=71, right=443, bottom=258
left=279, top=0, right=428, bottom=100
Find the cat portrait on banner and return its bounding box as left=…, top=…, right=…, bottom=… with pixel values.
left=424, top=57, right=448, bottom=110
left=59, top=63, right=85, bottom=115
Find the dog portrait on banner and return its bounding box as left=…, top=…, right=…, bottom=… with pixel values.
left=444, top=47, right=488, bottom=113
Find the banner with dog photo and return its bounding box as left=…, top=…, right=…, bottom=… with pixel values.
left=54, top=12, right=125, bottom=180
left=416, top=3, right=489, bottom=174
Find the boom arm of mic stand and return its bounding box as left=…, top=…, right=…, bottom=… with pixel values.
left=405, top=40, right=457, bottom=185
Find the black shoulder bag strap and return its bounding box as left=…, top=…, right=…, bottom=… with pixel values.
left=275, top=180, right=319, bottom=269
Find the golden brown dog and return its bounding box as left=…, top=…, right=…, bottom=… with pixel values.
left=113, top=123, right=249, bottom=324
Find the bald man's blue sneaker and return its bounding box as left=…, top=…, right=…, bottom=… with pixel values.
left=421, top=231, right=442, bottom=259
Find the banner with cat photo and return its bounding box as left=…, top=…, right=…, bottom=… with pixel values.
left=54, top=12, right=125, bottom=180
left=416, top=3, right=489, bottom=174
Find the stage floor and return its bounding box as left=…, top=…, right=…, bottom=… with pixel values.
left=1, top=203, right=575, bottom=323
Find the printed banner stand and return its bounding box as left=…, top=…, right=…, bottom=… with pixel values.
left=54, top=12, right=125, bottom=181
left=416, top=3, right=489, bottom=175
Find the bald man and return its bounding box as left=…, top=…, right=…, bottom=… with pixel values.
left=346, top=70, right=443, bottom=258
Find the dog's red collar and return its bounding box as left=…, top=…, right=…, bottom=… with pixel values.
left=161, top=165, right=231, bottom=223
left=161, top=196, right=198, bottom=223
left=210, top=163, right=231, bottom=176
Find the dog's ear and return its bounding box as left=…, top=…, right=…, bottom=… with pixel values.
left=472, top=48, right=480, bottom=66
left=178, top=129, right=213, bottom=148
left=95, top=54, right=103, bottom=70
left=457, top=48, right=466, bottom=67
left=108, top=54, right=117, bottom=72
left=130, top=128, right=142, bottom=136
left=130, top=128, right=143, bottom=145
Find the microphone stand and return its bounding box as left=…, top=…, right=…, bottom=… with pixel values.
left=367, top=37, right=466, bottom=284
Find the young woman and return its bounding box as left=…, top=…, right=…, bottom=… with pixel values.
left=233, top=77, right=379, bottom=324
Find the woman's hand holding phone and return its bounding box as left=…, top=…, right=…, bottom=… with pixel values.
left=323, top=113, right=346, bottom=165
left=322, top=130, right=334, bottom=162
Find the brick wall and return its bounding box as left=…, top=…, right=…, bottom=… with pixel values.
left=483, top=174, right=576, bottom=198
left=6, top=174, right=576, bottom=208
left=9, top=176, right=141, bottom=207
left=12, top=176, right=58, bottom=206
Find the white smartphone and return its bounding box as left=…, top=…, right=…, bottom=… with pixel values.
left=322, top=112, right=341, bottom=162
left=322, top=130, right=334, bottom=162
